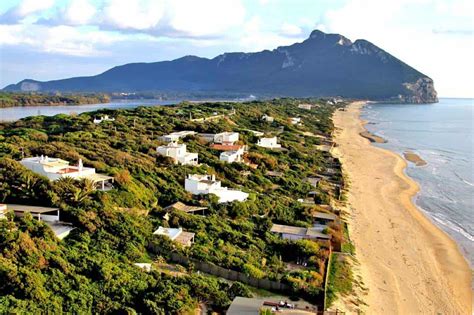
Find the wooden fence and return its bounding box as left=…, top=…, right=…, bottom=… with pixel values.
left=166, top=251, right=292, bottom=293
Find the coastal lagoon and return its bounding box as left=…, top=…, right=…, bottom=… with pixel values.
left=362, top=98, right=474, bottom=265
left=0, top=99, right=179, bottom=121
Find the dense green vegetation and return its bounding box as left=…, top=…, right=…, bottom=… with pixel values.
left=0, top=98, right=347, bottom=313
left=0, top=92, right=110, bottom=108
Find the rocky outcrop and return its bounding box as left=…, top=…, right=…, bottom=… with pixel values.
left=402, top=77, right=438, bottom=104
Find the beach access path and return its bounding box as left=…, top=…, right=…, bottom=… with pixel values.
left=332, top=102, right=471, bottom=314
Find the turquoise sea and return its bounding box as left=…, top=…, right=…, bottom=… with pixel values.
left=361, top=98, right=474, bottom=266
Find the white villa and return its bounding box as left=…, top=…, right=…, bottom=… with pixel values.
left=214, top=132, right=239, bottom=145
left=185, top=174, right=249, bottom=203
left=153, top=226, right=195, bottom=247
left=257, top=137, right=282, bottom=149
left=20, top=156, right=114, bottom=190
left=156, top=142, right=198, bottom=165
left=220, top=146, right=244, bottom=163
left=298, top=104, right=313, bottom=110
left=160, top=131, right=197, bottom=142
left=261, top=114, right=274, bottom=122
left=93, top=115, right=115, bottom=124
left=290, top=117, right=301, bottom=125
left=2, top=204, right=75, bottom=240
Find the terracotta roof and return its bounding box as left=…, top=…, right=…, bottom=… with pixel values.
left=175, top=231, right=195, bottom=246
left=210, top=144, right=243, bottom=151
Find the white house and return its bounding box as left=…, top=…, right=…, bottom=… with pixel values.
left=156, top=142, right=198, bottom=165
left=153, top=226, right=195, bottom=247
left=257, top=137, right=282, bottom=149
left=261, top=114, right=274, bottom=122
left=214, top=132, right=239, bottom=145
left=298, top=104, right=313, bottom=110
left=134, top=263, right=152, bottom=272
left=93, top=115, right=115, bottom=124
left=160, top=131, right=197, bottom=142
left=3, top=204, right=75, bottom=240
left=290, top=117, right=301, bottom=125
left=220, top=147, right=244, bottom=163
left=20, top=156, right=113, bottom=190
left=184, top=174, right=249, bottom=203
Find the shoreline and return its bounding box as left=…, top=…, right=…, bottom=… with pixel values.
left=332, top=102, right=472, bottom=314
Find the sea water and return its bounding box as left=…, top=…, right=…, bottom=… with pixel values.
left=361, top=98, right=474, bottom=266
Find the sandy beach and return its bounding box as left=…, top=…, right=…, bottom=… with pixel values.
left=332, top=102, right=472, bottom=314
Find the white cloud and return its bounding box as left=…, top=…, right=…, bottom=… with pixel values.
left=239, top=16, right=305, bottom=52
left=102, top=0, right=165, bottom=31
left=36, top=0, right=246, bottom=39
left=14, top=0, right=55, bottom=17
left=280, top=22, right=303, bottom=37
left=167, top=0, right=245, bottom=37
left=63, top=0, right=97, bottom=25
left=0, top=24, right=129, bottom=56
left=0, top=0, right=55, bottom=23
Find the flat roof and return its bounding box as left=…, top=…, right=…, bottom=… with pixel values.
left=164, top=201, right=207, bottom=213
left=306, top=228, right=331, bottom=239
left=153, top=227, right=182, bottom=240
left=6, top=204, right=59, bottom=214
left=175, top=231, right=195, bottom=245
left=85, top=173, right=114, bottom=182
left=46, top=222, right=75, bottom=239
left=271, top=224, right=307, bottom=236
left=312, top=211, right=337, bottom=221
left=227, top=297, right=264, bottom=315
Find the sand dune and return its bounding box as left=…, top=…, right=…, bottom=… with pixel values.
left=332, top=102, right=472, bottom=314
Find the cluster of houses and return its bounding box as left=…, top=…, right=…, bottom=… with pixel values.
left=156, top=129, right=284, bottom=167
left=14, top=102, right=343, bottom=294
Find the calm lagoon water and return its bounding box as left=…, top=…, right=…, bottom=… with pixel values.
left=361, top=98, right=474, bottom=265
left=0, top=99, right=179, bottom=121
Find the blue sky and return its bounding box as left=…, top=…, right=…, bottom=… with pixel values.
left=0, top=0, right=473, bottom=97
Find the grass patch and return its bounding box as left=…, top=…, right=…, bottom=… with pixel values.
left=325, top=253, right=353, bottom=308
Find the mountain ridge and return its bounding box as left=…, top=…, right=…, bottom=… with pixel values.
left=4, top=30, right=438, bottom=103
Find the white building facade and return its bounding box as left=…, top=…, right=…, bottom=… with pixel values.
left=93, top=115, right=115, bottom=124
left=157, top=142, right=198, bottom=165
left=290, top=117, right=301, bottom=125
left=257, top=137, right=282, bottom=149
left=262, top=114, right=274, bottom=122
left=219, top=147, right=244, bottom=163
left=160, top=131, right=197, bottom=142
left=214, top=132, right=239, bottom=145
left=20, top=156, right=113, bottom=190
left=184, top=174, right=248, bottom=203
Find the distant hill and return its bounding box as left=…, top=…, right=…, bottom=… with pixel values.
left=3, top=30, right=438, bottom=103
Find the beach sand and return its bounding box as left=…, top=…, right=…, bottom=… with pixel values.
left=332, top=102, right=472, bottom=314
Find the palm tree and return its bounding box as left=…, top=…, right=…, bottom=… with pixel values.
left=73, top=178, right=95, bottom=203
